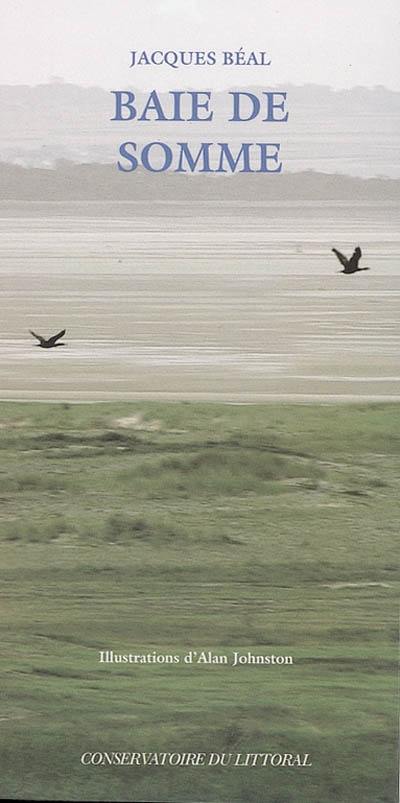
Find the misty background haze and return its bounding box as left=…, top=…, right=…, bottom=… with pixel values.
left=1, top=0, right=399, bottom=179
left=1, top=0, right=399, bottom=90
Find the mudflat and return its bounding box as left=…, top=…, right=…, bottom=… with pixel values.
left=0, top=201, right=398, bottom=401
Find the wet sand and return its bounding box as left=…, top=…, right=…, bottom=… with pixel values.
left=0, top=201, right=399, bottom=401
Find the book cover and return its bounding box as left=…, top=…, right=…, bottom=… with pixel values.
left=0, top=1, right=398, bottom=802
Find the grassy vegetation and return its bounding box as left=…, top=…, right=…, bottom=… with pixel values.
left=0, top=401, right=398, bottom=802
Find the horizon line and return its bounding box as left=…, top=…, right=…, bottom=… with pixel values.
left=0, top=81, right=399, bottom=94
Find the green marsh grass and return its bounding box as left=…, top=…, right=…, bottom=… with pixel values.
left=0, top=401, right=398, bottom=802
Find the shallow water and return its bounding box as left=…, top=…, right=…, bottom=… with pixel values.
left=0, top=201, right=399, bottom=401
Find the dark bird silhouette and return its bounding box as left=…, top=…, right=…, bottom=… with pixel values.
left=332, top=246, right=370, bottom=274
left=29, top=329, right=66, bottom=348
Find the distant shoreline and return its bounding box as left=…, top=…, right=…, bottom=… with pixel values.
left=1, top=164, right=399, bottom=203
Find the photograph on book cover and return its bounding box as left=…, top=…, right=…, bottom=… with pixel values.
left=0, top=1, right=399, bottom=801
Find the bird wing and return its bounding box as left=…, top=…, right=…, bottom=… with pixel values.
left=29, top=330, right=46, bottom=344
left=348, top=247, right=362, bottom=271
left=47, top=329, right=66, bottom=346
left=331, top=248, right=349, bottom=268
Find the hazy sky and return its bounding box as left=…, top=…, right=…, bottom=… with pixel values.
left=1, top=0, right=399, bottom=90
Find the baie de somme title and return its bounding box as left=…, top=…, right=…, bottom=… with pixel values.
left=110, top=89, right=288, bottom=174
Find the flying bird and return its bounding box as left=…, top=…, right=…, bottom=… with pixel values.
left=29, top=329, right=66, bottom=348
left=331, top=246, right=370, bottom=274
